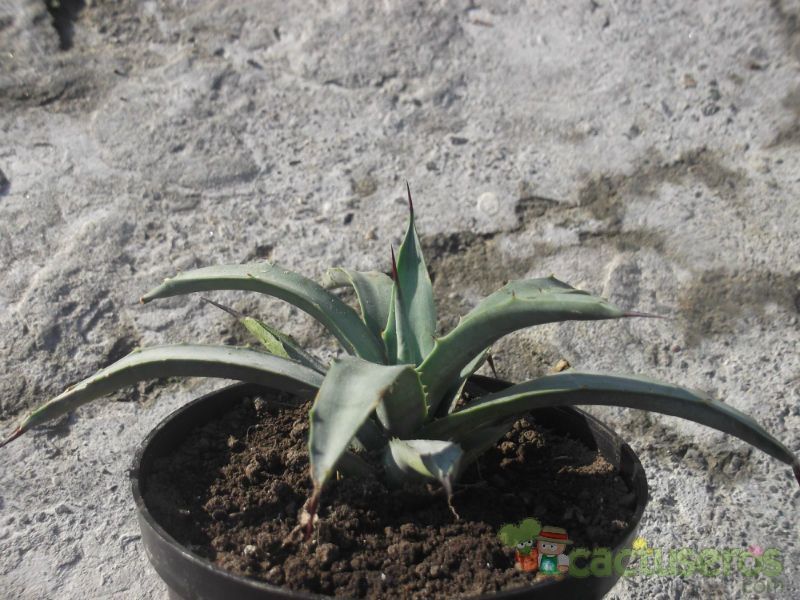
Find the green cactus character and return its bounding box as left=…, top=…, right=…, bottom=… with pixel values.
left=498, top=518, right=543, bottom=572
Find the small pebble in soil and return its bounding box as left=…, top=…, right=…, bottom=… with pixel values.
left=315, top=543, right=340, bottom=568
left=266, top=566, right=284, bottom=585
left=244, top=460, right=263, bottom=483
left=253, top=397, right=267, bottom=414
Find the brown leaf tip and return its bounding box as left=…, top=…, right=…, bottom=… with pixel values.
left=405, top=181, right=414, bottom=216
left=486, top=354, right=498, bottom=378
left=303, top=492, right=320, bottom=540
left=390, top=246, right=398, bottom=282
left=201, top=297, right=242, bottom=319
left=0, top=427, right=24, bottom=449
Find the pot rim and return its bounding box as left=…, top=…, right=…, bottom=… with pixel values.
left=131, top=379, right=649, bottom=600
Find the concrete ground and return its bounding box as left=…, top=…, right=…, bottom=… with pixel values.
left=1, top=0, right=798, bottom=598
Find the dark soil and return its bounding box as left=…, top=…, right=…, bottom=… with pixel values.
left=144, top=393, right=637, bottom=599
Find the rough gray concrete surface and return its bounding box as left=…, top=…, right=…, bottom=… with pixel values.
left=1, top=0, right=799, bottom=598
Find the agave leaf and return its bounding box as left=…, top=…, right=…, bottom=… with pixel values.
left=308, top=357, right=419, bottom=494
left=322, top=268, right=393, bottom=343
left=335, top=450, right=375, bottom=479
left=241, top=319, right=326, bottom=373
left=203, top=298, right=326, bottom=373
left=390, top=185, right=437, bottom=365
left=0, top=345, right=324, bottom=447
left=420, top=372, right=800, bottom=478
left=436, top=347, right=492, bottom=418
left=418, top=277, right=630, bottom=414
left=374, top=366, right=427, bottom=438
left=141, top=263, right=385, bottom=363
left=242, top=318, right=291, bottom=359
left=349, top=417, right=387, bottom=452
left=456, top=419, right=516, bottom=468
left=383, top=438, right=463, bottom=497
left=382, top=280, right=399, bottom=364
left=382, top=247, right=419, bottom=366
left=387, top=274, right=422, bottom=366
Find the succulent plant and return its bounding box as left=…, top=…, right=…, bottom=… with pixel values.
left=3, top=185, right=799, bottom=525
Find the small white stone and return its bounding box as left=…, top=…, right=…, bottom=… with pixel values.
left=477, top=191, right=499, bottom=216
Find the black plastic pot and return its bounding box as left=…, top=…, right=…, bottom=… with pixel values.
left=131, top=378, right=648, bottom=600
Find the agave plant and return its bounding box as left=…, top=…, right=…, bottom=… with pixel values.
left=3, top=186, right=798, bottom=524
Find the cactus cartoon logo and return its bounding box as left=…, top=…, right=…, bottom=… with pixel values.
left=498, top=518, right=572, bottom=580
left=498, top=518, right=541, bottom=572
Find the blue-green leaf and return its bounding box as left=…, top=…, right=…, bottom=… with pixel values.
left=382, top=247, right=420, bottom=367
left=436, top=347, right=492, bottom=418
left=456, top=419, right=516, bottom=467
left=374, top=365, right=427, bottom=438
left=335, top=450, right=375, bottom=479
left=382, top=280, right=399, bottom=364
left=383, top=438, right=463, bottom=497
left=418, top=277, right=629, bottom=414
left=141, top=263, right=385, bottom=363
left=421, top=372, right=800, bottom=477
left=322, top=268, right=393, bottom=345
left=1, top=345, right=324, bottom=447
left=308, top=358, right=420, bottom=493
left=391, top=185, right=437, bottom=364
